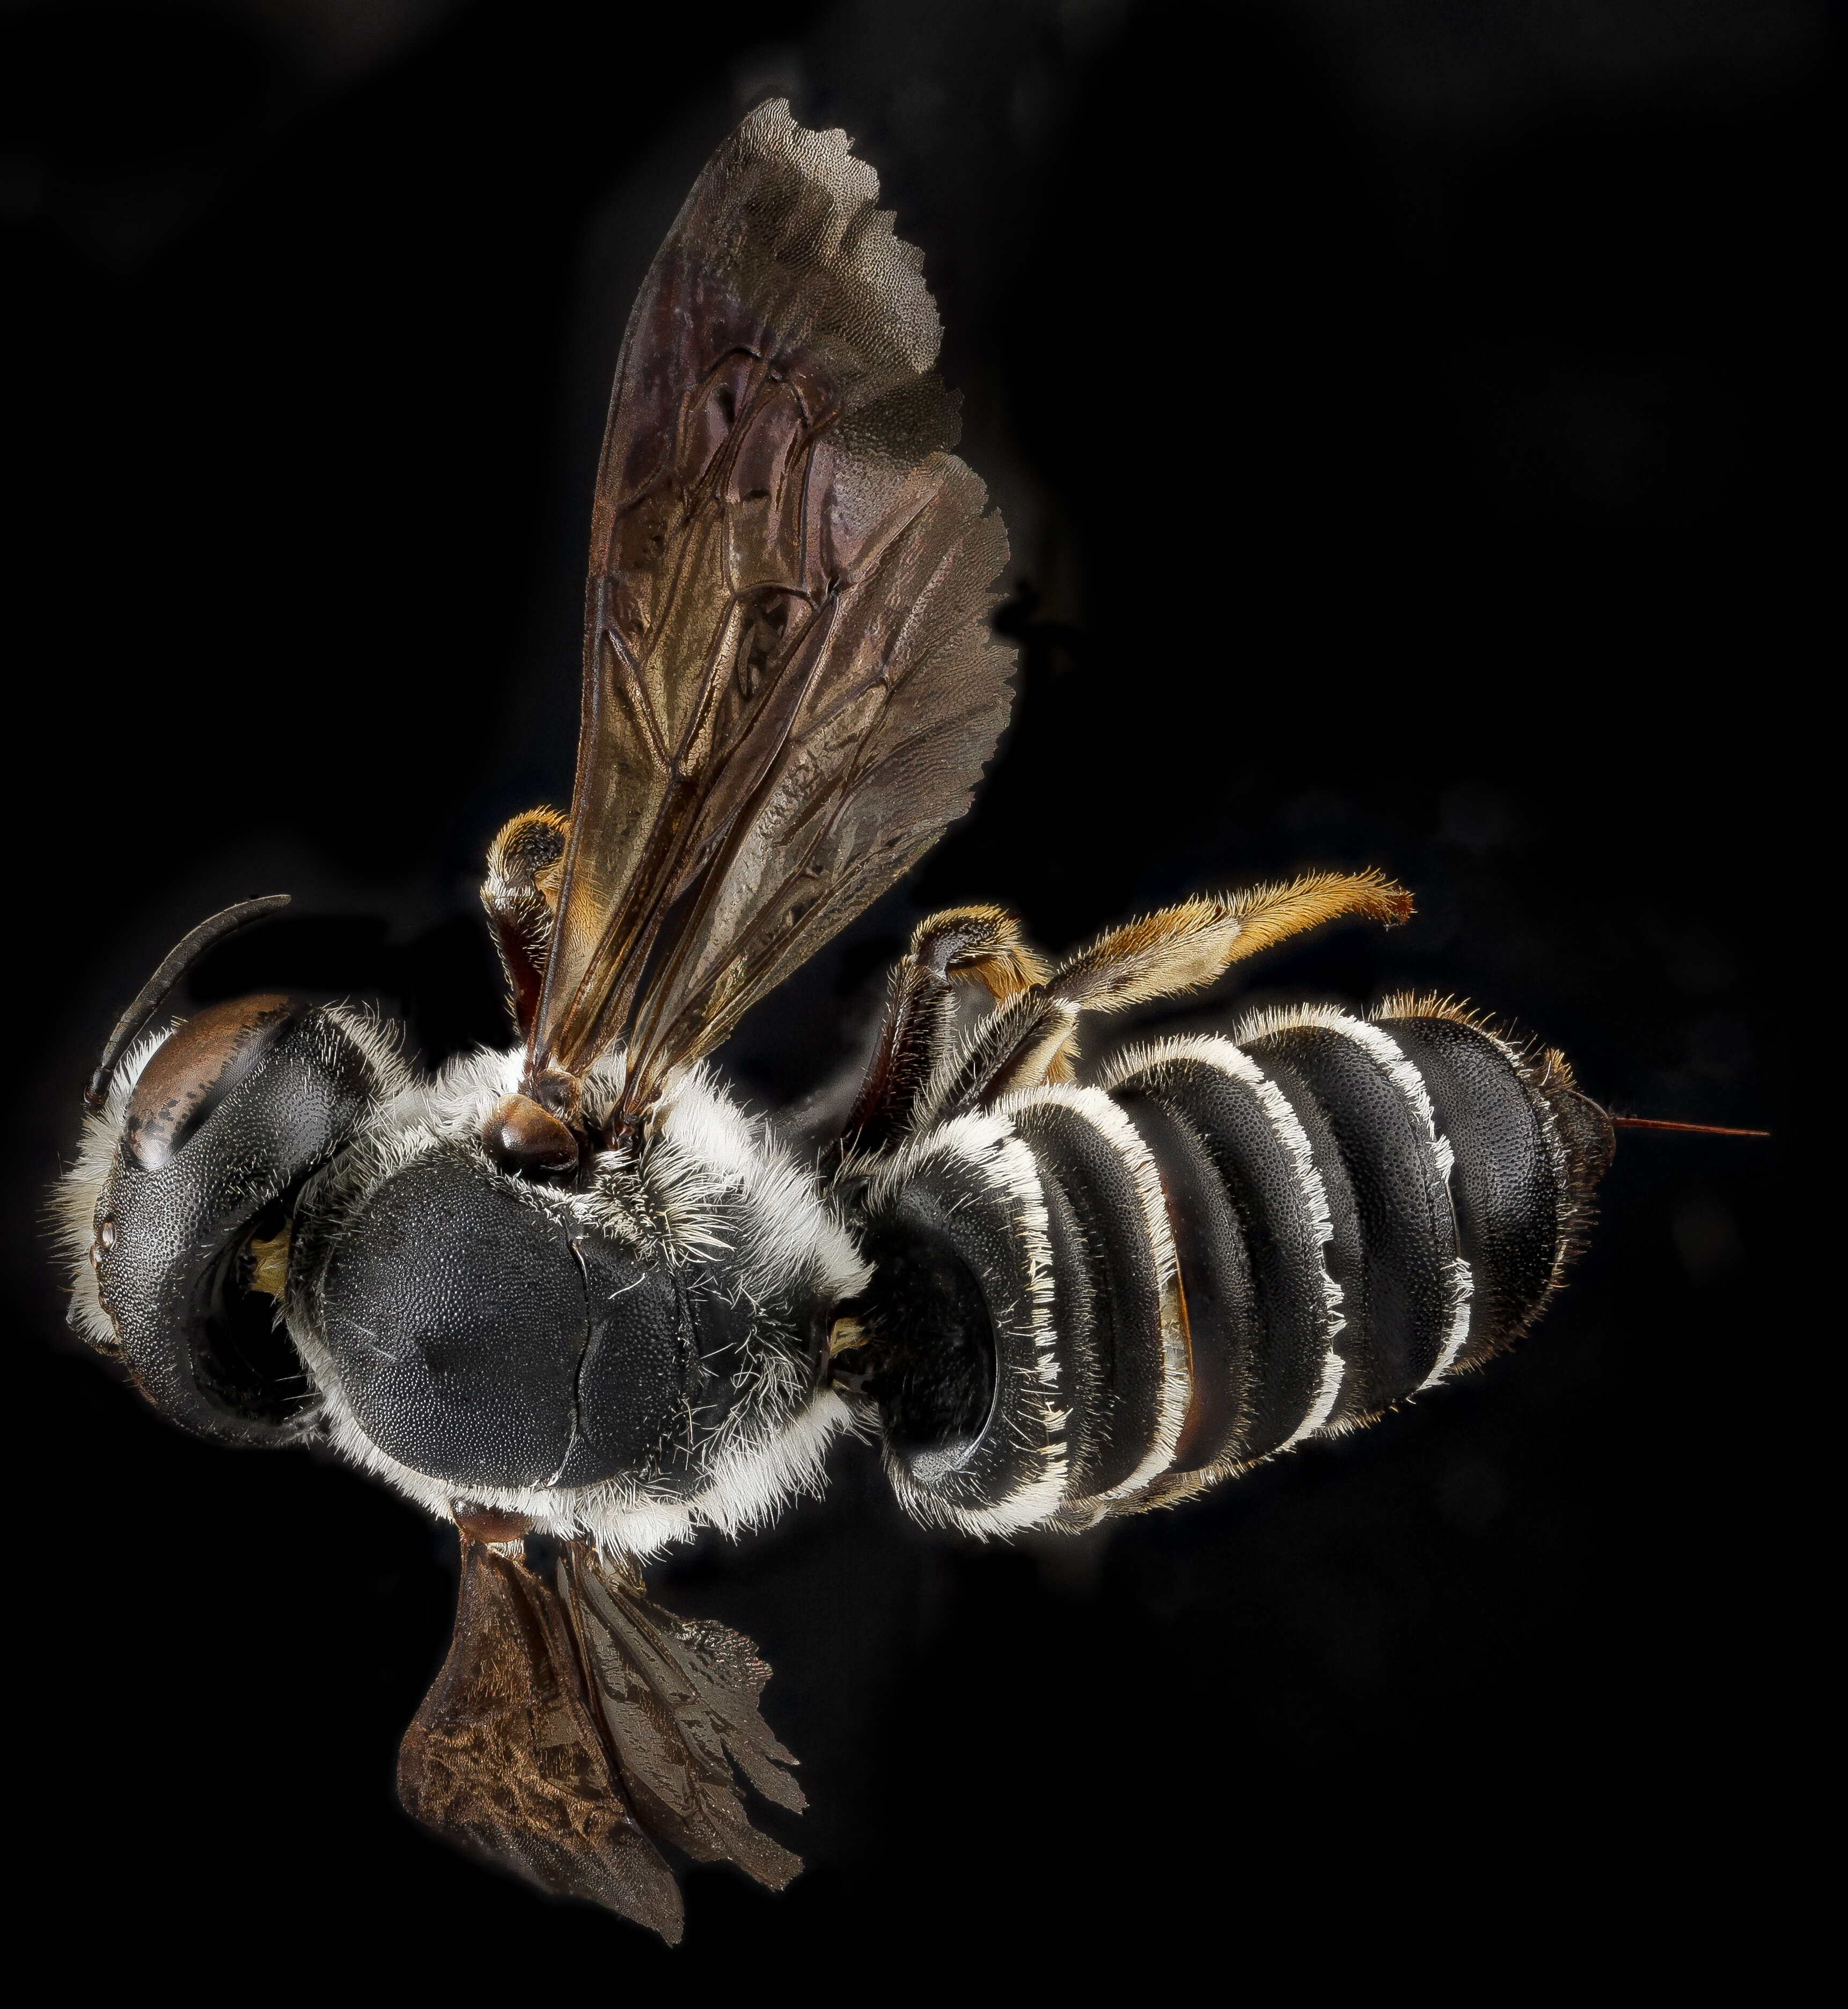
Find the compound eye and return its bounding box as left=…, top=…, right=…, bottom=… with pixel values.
left=122, top=995, right=302, bottom=1169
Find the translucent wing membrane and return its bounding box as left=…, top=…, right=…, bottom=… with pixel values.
left=527, top=100, right=1015, bottom=1118
left=398, top=1536, right=801, bottom=1940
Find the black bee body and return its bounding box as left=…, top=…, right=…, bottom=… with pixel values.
left=855, top=1000, right=1611, bottom=1535
left=53, top=105, right=1644, bottom=1938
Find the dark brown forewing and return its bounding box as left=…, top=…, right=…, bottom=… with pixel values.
left=528, top=99, right=1015, bottom=1113
left=562, top=1548, right=803, bottom=1891
left=397, top=1539, right=684, bottom=1940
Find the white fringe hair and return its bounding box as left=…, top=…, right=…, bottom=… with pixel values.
left=995, top=1081, right=1191, bottom=1512
left=51, top=1025, right=168, bottom=1354
left=1096, top=1030, right=1350, bottom=1460
left=1098, top=1030, right=1347, bottom=1355
left=869, top=1107, right=1067, bottom=1538
left=1230, top=1004, right=1474, bottom=1390
left=288, top=1047, right=869, bottom=1560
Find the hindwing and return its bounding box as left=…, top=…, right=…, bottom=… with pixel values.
left=398, top=1536, right=801, bottom=1939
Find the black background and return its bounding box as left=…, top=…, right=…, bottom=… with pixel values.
left=8, top=0, right=1824, bottom=1986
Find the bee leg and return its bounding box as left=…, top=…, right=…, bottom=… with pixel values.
left=1043, top=869, right=1412, bottom=1014
left=920, top=870, right=1414, bottom=1123
left=482, top=808, right=569, bottom=1039
left=841, top=906, right=1047, bottom=1155
left=914, top=991, right=1081, bottom=1126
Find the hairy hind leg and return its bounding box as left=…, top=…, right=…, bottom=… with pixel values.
left=841, top=906, right=1046, bottom=1156
left=914, top=870, right=1414, bottom=1128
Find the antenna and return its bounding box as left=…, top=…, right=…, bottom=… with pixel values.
left=1609, top=1115, right=1769, bottom=1139
left=83, top=895, right=292, bottom=1109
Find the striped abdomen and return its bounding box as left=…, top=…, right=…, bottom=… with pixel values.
left=855, top=999, right=1611, bottom=1534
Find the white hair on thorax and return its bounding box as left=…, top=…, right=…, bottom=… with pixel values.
left=286, top=1047, right=868, bottom=1560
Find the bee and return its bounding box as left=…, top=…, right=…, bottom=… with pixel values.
left=55, top=100, right=1674, bottom=1940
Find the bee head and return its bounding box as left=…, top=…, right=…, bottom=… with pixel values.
left=60, top=994, right=398, bottom=1446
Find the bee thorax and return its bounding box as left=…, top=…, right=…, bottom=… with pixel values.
left=285, top=1053, right=869, bottom=1557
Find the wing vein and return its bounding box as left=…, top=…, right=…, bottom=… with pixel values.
left=526, top=101, right=1014, bottom=1117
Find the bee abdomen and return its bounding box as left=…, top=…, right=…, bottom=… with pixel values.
left=1232, top=1014, right=1473, bottom=1413
left=1109, top=1052, right=1342, bottom=1467
left=860, top=1000, right=1607, bottom=1533
left=857, top=1114, right=1067, bottom=1534
left=1007, top=1090, right=1186, bottom=1504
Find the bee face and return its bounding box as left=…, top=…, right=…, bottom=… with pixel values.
left=68, top=999, right=393, bottom=1446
